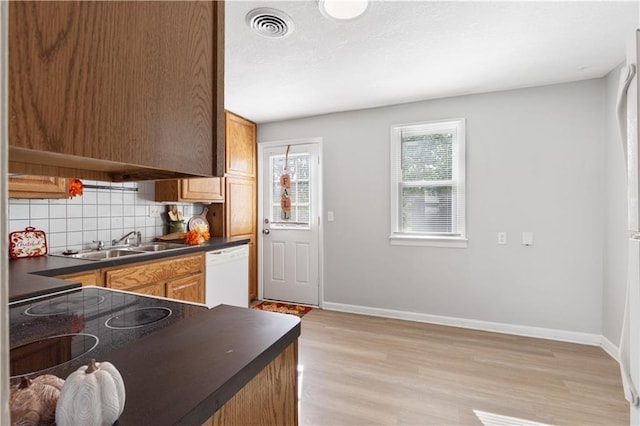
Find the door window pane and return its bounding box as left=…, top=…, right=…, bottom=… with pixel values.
left=270, top=152, right=311, bottom=226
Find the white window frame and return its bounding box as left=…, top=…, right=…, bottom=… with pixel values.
left=389, top=118, right=467, bottom=248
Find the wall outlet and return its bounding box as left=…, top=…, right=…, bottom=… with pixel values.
left=497, top=232, right=507, bottom=245
left=327, top=211, right=335, bottom=222
left=522, top=232, right=534, bottom=246
left=148, top=205, right=162, bottom=217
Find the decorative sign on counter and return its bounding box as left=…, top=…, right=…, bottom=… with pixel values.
left=9, top=227, right=48, bottom=259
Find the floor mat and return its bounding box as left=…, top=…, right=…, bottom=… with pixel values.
left=252, top=301, right=313, bottom=318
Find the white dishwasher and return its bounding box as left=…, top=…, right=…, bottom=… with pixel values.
left=205, top=245, right=249, bottom=308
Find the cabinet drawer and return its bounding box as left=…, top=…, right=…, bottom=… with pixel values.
left=56, top=270, right=103, bottom=287
left=166, top=273, right=204, bottom=304
left=128, top=282, right=166, bottom=298
left=105, top=254, right=203, bottom=290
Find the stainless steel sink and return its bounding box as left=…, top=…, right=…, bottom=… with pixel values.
left=50, top=242, right=187, bottom=261
left=68, top=249, right=146, bottom=261
left=136, top=243, right=186, bottom=252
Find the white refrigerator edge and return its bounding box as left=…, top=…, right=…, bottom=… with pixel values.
left=617, top=28, right=640, bottom=426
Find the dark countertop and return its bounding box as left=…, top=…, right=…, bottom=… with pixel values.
left=9, top=287, right=301, bottom=425
left=110, top=304, right=300, bottom=425
left=9, top=237, right=250, bottom=302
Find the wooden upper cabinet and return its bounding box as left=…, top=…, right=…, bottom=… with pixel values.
left=225, top=112, right=256, bottom=178
left=225, top=176, right=256, bottom=238
left=155, top=178, right=224, bottom=203
left=8, top=175, right=68, bottom=199
left=8, top=1, right=225, bottom=182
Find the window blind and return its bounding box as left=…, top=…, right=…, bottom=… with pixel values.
left=392, top=119, right=465, bottom=238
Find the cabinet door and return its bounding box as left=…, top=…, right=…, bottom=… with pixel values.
left=155, top=178, right=224, bottom=203
left=225, top=112, right=256, bottom=178
left=8, top=175, right=67, bottom=199
left=56, top=270, right=103, bottom=287
left=225, top=176, right=256, bottom=238
left=166, top=273, right=204, bottom=304
left=181, top=178, right=224, bottom=202
left=9, top=1, right=223, bottom=179
left=105, top=254, right=203, bottom=290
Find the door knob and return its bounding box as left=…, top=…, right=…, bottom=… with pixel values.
left=263, top=229, right=270, bottom=235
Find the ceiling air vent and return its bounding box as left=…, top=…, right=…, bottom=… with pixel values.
left=246, top=8, right=294, bottom=38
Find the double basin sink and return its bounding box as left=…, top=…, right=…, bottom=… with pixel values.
left=53, top=242, right=188, bottom=261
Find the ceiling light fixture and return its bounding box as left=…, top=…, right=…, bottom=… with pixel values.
left=318, top=0, right=369, bottom=21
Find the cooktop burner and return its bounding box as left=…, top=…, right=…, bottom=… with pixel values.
left=25, top=293, right=105, bottom=316
left=10, top=333, right=99, bottom=378
left=9, top=287, right=207, bottom=381
left=105, top=307, right=172, bottom=329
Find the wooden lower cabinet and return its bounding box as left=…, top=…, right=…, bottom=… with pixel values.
left=103, top=253, right=205, bottom=303
left=166, top=273, right=204, bottom=304
left=55, top=270, right=103, bottom=287
left=55, top=253, right=206, bottom=303
left=201, top=341, right=298, bottom=426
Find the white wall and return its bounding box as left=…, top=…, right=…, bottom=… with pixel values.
left=259, top=79, right=606, bottom=336
left=602, top=62, right=628, bottom=348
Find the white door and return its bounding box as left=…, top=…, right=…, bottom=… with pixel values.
left=261, top=142, right=320, bottom=306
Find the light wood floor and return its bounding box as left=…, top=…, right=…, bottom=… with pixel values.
left=297, top=309, right=628, bottom=425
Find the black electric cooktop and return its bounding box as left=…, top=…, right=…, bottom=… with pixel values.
left=9, top=286, right=208, bottom=382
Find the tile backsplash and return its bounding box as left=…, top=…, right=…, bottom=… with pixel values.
left=8, top=180, right=205, bottom=253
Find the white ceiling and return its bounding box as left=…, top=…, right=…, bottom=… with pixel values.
left=225, top=1, right=639, bottom=124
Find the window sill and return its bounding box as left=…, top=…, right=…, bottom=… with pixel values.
left=389, top=235, right=468, bottom=248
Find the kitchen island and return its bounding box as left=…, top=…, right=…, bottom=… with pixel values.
left=109, top=304, right=300, bottom=425
left=9, top=287, right=300, bottom=425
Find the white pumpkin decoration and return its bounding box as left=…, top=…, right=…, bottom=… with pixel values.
left=56, top=359, right=126, bottom=426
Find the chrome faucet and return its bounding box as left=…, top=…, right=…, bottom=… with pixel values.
left=112, top=231, right=142, bottom=247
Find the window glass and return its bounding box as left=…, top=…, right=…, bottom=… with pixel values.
left=390, top=119, right=466, bottom=247
left=270, top=153, right=311, bottom=227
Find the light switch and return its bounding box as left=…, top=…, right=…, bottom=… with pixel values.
left=522, top=232, right=534, bottom=246
left=327, top=211, right=334, bottom=222
left=497, top=232, right=507, bottom=245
